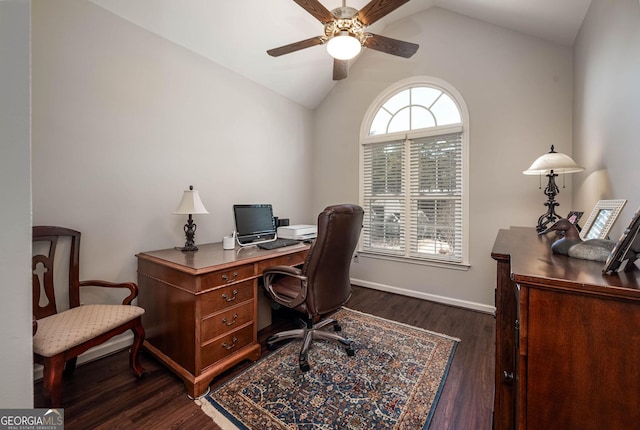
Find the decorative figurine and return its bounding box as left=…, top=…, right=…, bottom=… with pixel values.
left=539, top=218, right=616, bottom=262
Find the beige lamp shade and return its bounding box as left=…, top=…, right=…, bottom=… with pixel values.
left=174, top=186, right=209, bottom=215
left=523, top=146, right=584, bottom=175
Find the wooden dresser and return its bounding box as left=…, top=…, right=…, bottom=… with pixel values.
left=491, top=227, right=640, bottom=430
left=136, top=242, right=308, bottom=398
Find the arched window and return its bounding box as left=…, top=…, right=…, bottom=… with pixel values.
left=360, top=77, right=469, bottom=266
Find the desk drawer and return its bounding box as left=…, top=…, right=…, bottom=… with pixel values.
left=201, top=324, right=254, bottom=368
left=201, top=280, right=254, bottom=316
left=200, top=264, right=254, bottom=289
left=201, top=301, right=253, bottom=342
left=256, top=251, right=307, bottom=273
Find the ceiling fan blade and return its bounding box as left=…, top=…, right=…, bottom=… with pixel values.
left=333, top=59, right=348, bottom=80
left=364, top=33, right=418, bottom=58
left=267, top=36, right=324, bottom=57
left=358, top=0, right=411, bottom=26
left=293, top=0, right=335, bottom=23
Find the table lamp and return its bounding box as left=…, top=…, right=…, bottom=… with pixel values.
left=523, top=145, right=584, bottom=233
left=174, top=185, right=209, bottom=251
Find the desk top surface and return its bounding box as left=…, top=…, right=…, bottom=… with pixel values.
left=492, top=226, right=640, bottom=295
left=137, top=241, right=309, bottom=272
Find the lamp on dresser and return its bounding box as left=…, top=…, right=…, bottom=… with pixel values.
left=174, top=185, right=209, bottom=252
left=523, top=145, right=584, bottom=233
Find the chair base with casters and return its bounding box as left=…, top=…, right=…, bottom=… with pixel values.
left=262, top=204, right=364, bottom=372
left=267, top=315, right=355, bottom=372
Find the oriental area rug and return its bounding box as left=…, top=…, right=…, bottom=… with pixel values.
left=195, top=308, right=459, bottom=430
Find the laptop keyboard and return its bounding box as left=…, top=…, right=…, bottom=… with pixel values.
left=257, top=238, right=300, bottom=250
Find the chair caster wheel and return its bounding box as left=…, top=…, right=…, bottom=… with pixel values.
left=333, top=324, right=342, bottom=332
left=299, top=352, right=310, bottom=372
left=267, top=343, right=277, bottom=351
left=346, top=347, right=355, bottom=356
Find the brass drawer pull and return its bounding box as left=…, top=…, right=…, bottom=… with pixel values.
left=222, top=272, right=238, bottom=283
left=222, top=337, right=238, bottom=350
left=222, top=313, right=238, bottom=326
left=221, top=289, right=238, bottom=302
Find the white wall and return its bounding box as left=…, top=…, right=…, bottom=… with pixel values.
left=313, top=7, right=574, bottom=310
left=31, top=0, right=314, bottom=357
left=0, top=0, right=33, bottom=407
left=573, top=0, right=640, bottom=237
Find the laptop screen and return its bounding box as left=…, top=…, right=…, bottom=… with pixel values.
left=233, top=204, right=276, bottom=244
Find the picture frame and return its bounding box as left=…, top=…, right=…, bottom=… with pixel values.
left=566, top=211, right=584, bottom=231
left=602, top=208, right=640, bottom=274
left=579, top=199, right=627, bottom=240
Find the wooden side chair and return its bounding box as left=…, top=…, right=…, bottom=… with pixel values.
left=32, top=226, right=145, bottom=407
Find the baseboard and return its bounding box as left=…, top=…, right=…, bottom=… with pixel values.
left=351, top=278, right=496, bottom=314
left=33, top=332, right=134, bottom=381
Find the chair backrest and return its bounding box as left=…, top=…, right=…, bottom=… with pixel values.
left=32, top=226, right=81, bottom=319
left=302, top=204, right=364, bottom=317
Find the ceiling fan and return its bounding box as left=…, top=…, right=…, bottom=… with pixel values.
left=267, top=0, right=419, bottom=80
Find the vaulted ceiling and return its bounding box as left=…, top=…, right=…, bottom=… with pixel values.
left=89, top=0, right=592, bottom=109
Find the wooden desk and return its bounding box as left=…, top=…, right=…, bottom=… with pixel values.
left=136, top=242, right=308, bottom=398
left=491, top=227, right=640, bottom=430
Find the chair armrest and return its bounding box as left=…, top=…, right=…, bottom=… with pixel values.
left=78, top=280, right=139, bottom=305
left=263, top=265, right=303, bottom=277
left=263, top=266, right=308, bottom=309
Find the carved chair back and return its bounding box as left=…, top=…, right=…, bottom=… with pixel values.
left=32, top=226, right=82, bottom=319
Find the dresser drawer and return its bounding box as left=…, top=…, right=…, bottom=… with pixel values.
left=201, top=301, right=254, bottom=342
left=201, top=280, right=254, bottom=316
left=256, top=251, right=307, bottom=272
left=200, top=264, right=254, bottom=289
left=201, top=324, right=254, bottom=368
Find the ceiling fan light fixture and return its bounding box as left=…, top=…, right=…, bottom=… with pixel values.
left=267, top=0, right=419, bottom=80
left=326, top=31, right=361, bottom=60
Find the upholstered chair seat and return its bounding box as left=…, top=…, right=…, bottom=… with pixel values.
left=33, top=304, right=144, bottom=357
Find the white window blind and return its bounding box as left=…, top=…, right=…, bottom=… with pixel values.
left=409, top=133, right=463, bottom=262
left=362, top=140, right=406, bottom=255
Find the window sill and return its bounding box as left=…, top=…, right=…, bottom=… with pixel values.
left=356, top=250, right=471, bottom=271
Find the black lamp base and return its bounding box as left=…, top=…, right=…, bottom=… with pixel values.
left=536, top=170, right=561, bottom=233
left=181, top=215, right=198, bottom=252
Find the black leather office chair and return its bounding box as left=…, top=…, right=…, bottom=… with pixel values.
left=262, top=204, right=364, bottom=371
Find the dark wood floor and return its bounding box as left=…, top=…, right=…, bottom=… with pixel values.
left=34, top=286, right=495, bottom=429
